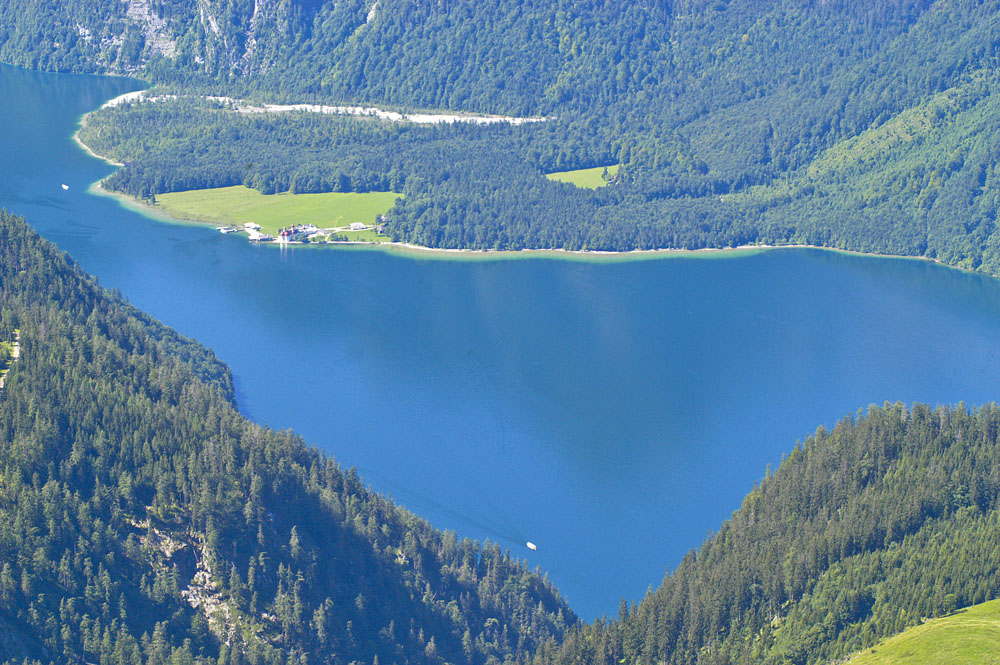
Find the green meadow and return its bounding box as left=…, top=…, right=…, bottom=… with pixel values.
left=328, top=227, right=393, bottom=242
left=154, top=186, right=401, bottom=236
left=545, top=164, right=620, bottom=189
left=844, top=599, right=1000, bottom=665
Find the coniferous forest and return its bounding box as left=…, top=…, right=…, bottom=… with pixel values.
left=0, top=211, right=572, bottom=664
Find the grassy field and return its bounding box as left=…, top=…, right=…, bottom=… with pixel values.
left=0, top=341, right=13, bottom=371
left=844, top=599, right=1000, bottom=664
left=327, top=227, right=393, bottom=242
left=545, top=164, right=620, bottom=189
left=154, top=186, right=401, bottom=236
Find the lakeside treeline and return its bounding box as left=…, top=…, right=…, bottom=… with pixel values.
left=60, top=0, right=1000, bottom=273
left=4, top=208, right=1000, bottom=665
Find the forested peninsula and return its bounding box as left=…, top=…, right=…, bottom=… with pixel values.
left=28, top=0, right=1000, bottom=273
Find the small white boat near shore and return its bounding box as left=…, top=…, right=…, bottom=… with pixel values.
left=526, top=541, right=538, bottom=551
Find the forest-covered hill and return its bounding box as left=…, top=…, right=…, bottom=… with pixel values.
left=0, top=209, right=573, bottom=665
left=534, top=401, right=1000, bottom=665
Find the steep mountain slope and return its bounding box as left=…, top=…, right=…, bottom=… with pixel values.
left=534, top=402, right=1000, bottom=665
left=0, top=0, right=943, bottom=114
left=0, top=209, right=573, bottom=665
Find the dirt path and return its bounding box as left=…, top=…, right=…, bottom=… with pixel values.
left=0, top=330, right=21, bottom=390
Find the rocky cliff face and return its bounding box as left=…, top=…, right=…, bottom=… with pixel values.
left=0, top=0, right=373, bottom=78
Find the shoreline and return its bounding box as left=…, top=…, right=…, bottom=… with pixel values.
left=87, top=181, right=191, bottom=226
left=72, top=117, right=983, bottom=273
left=84, top=177, right=973, bottom=271
left=323, top=240, right=975, bottom=275
left=73, top=132, right=124, bottom=167
left=78, top=170, right=779, bottom=262
left=73, top=117, right=124, bottom=167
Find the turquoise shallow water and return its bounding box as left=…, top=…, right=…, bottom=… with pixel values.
left=3, top=64, right=1000, bottom=619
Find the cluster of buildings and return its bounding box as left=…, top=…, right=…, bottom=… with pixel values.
left=217, top=222, right=274, bottom=241
left=278, top=224, right=321, bottom=242
left=216, top=221, right=373, bottom=243
left=277, top=222, right=370, bottom=242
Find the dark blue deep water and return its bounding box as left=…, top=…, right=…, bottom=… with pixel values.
left=4, top=64, right=1000, bottom=619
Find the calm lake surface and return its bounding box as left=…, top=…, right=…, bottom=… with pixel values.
left=4, top=63, right=1000, bottom=619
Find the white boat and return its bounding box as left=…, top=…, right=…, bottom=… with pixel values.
left=526, top=541, right=537, bottom=551
left=61, top=184, right=69, bottom=190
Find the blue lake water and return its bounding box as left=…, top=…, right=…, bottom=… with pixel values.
left=3, top=63, right=1000, bottom=619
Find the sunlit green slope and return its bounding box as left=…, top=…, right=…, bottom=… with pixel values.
left=844, top=599, right=1000, bottom=665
